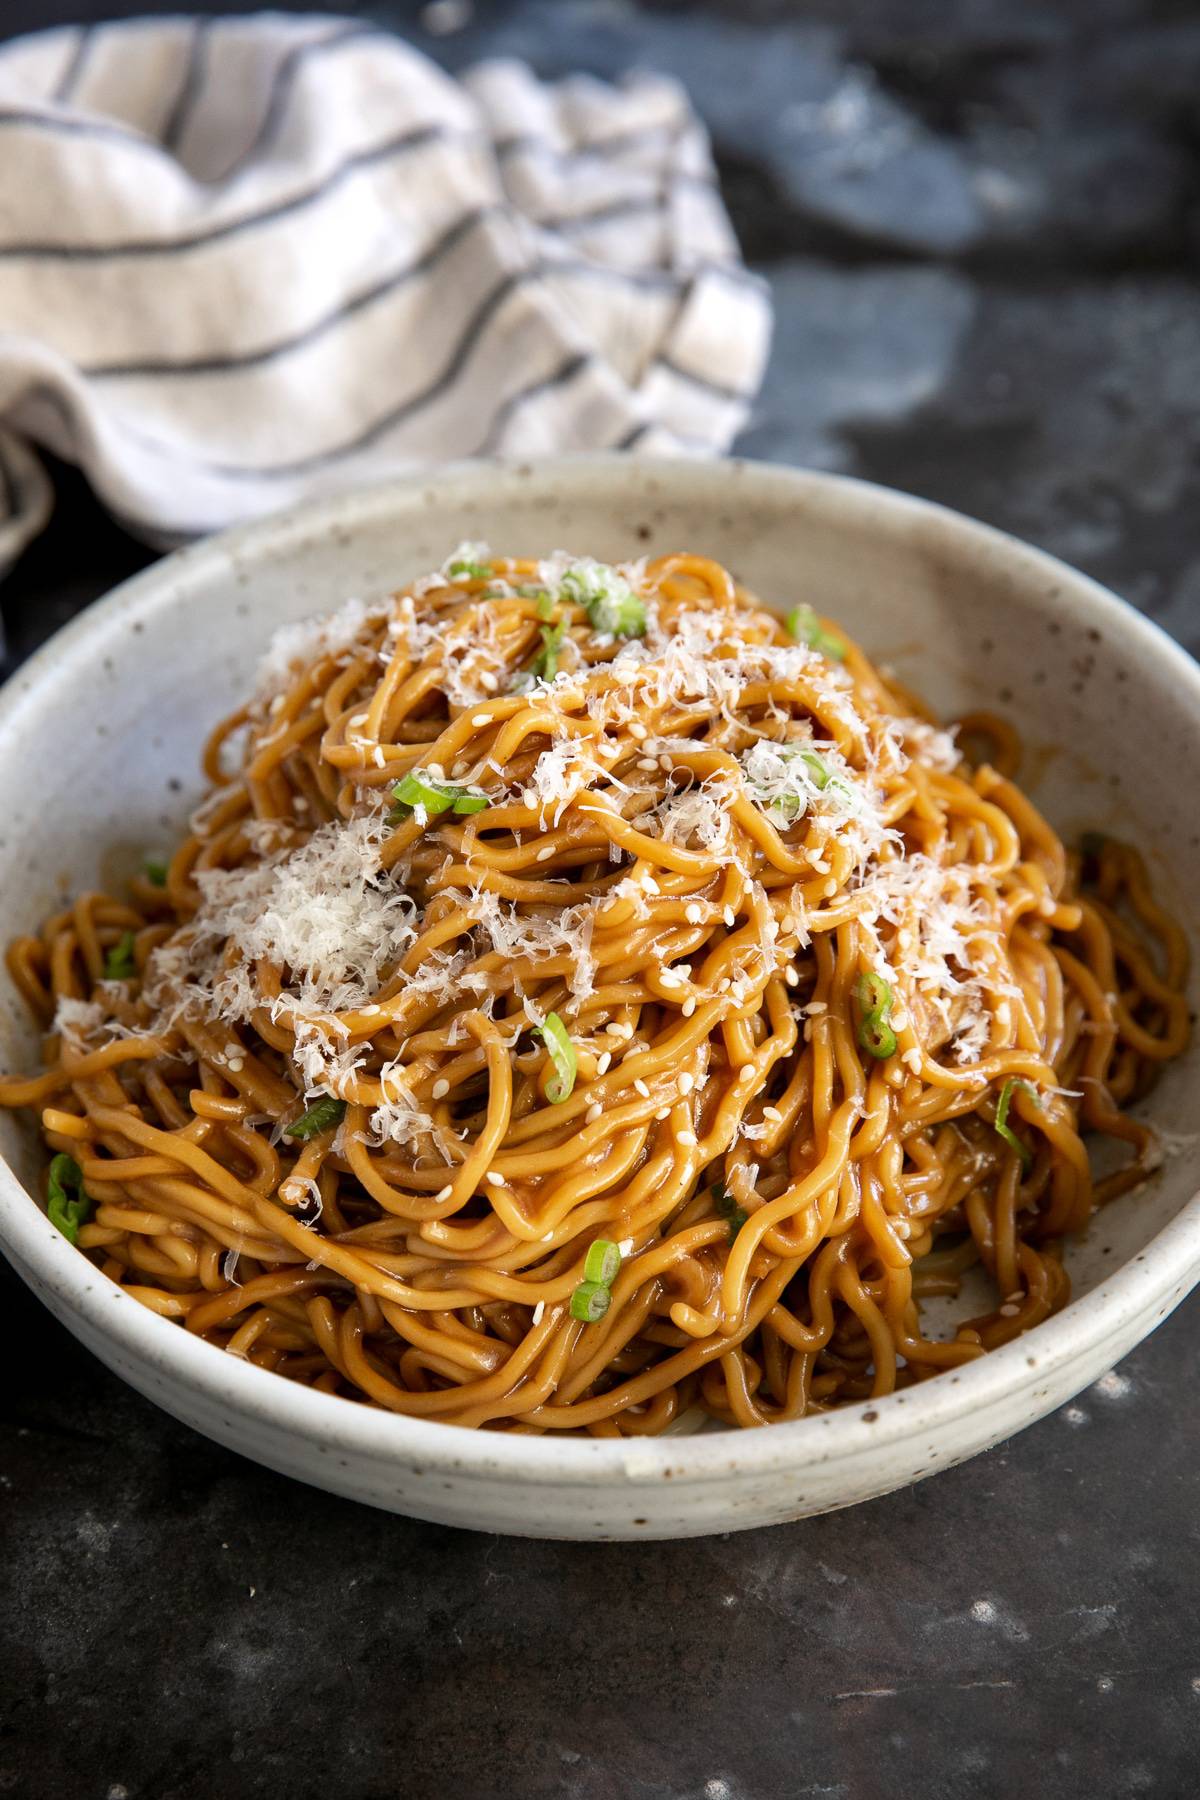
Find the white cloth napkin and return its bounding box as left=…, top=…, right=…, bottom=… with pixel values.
left=0, top=12, right=771, bottom=578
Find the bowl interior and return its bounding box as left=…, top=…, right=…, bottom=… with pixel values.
left=1, top=458, right=1197, bottom=1344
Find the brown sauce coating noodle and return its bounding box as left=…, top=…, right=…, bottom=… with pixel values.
left=1, top=552, right=1190, bottom=1433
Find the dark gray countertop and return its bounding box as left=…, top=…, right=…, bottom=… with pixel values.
left=1, top=4, right=1198, bottom=1796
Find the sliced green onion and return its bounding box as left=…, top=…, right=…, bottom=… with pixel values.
left=530, top=620, right=565, bottom=682
left=854, top=971, right=896, bottom=1060
left=561, top=565, right=647, bottom=638
left=768, top=746, right=853, bottom=818
left=994, top=1078, right=1039, bottom=1171
left=859, top=1014, right=898, bottom=1059
left=532, top=589, right=557, bottom=619
left=392, top=771, right=455, bottom=817
left=390, top=772, right=491, bottom=822
left=798, top=748, right=832, bottom=789
left=569, top=1279, right=612, bottom=1324
left=583, top=1238, right=622, bottom=1287
left=103, top=930, right=137, bottom=981
left=447, top=558, right=492, bottom=580
left=586, top=589, right=646, bottom=638
left=713, top=1183, right=749, bottom=1241
left=855, top=972, right=892, bottom=1017
left=47, top=1153, right=91, bottom=1246
left=285, top=1096, right=347, bottom=1140
left=785, top=604, right=846, bottom=661
left=534, top=1012, right=577, bottom=1104
left=144, top=858, right=168, bottom=887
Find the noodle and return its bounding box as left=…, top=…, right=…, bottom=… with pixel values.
left=1, top=549, right=1190, bottom=1434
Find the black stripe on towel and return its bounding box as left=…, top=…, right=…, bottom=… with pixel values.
left=0, top=106, right=168, bottom=156
left=82, top=205, right=503, bottom=378
left=52, top=26, right=93, bottom=105
left=160, top=17, right=215, bottom=151
left=0, top=122, right=461, bottom=260
left=654, top=355, right=755, bottom=405
left=537, top=182, right=717, bottom=236
left=83, top=243, right=748, bottom=383
left=223, top=21, right=387, bottom=178
left=473, top=354, right=592, bottom=457
left=108, top=266, right=540, bottom=478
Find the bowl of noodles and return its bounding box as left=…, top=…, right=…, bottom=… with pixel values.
left=0, top=456, right=1196, bottom=1539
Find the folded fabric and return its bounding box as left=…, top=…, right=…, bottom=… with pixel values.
left=0, top=12, right=771, bottom=579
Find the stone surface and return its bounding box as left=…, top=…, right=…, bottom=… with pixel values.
left=1, top=2, right=1199, bottom=1796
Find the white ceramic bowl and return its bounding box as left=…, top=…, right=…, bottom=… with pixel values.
left=1, top=457, right=1197, bottom=1540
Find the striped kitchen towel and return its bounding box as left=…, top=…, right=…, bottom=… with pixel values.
left=0, top=12, right=771, bottom=579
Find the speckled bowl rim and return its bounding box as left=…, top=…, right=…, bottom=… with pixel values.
left=1, top=455, right=1198, bottom=1488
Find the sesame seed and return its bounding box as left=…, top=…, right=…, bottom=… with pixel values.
left=479, top=672, right=498, bottom=692
left=585, top=1103, right=603, bottom=1123
left=634, top=1079, right=650, bottom=1098
left=536, top=845, right=555, bottom=862
left=784, top=967, right=799, bottom=986
left=677, top=1129, right=698, bottom=1147
left=678, top=1072, right=694, bottom=1094
left=373, top=746, right=387, bottom=767
left=654, top=1106, right=671, bottom=1121
left=227, top=1058, right=245, bottom=1074
left=685, top=904, right=703, bottom=924
left=629, top=722, right=647, bottom=740
left=349, top=712, right=368, bottom=729
left=471, top=714, right=490, bottom=727
left=596, top=1052, right=612, bottom=1075
left=361, top=1004, right=381, bottom=1016
left=637, top=757, right=658, bottom=772
left=435, top=1184, right=453, bottom=1202
left=659, top=970, right=682, bottom=989
left=902, top=1048, right=922, bottom=1073
left=823, top=879, right=837, bottom=898
left=485, top=1170, right=504, bottom=1187
left=643, top=877, right=660, bottom=895
left=682, top=998, right=697, bottom=1016
left=293, top=795, right=309, bottom=812
left=531, top=1301, right=545, bottom=1325
left=431, top=1079, right=450, bottom=1099
left=723, top=907, right=736, bottom=927
left=763, top=1106, right=783, bottom=1124
left=806, top=1000, right=827, bottom=1015
left=998, top=1302, right=1020, bottom=1317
